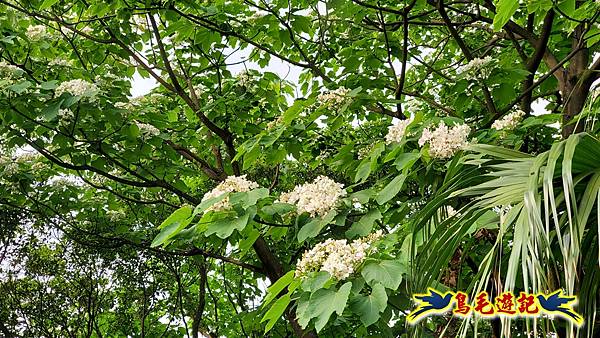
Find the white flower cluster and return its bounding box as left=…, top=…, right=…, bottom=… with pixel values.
left=106, top=210, right=126, bottom=222
left=279, top=176, right=347, bottom=218
left=114, top=102, right=130, bottom=109
left=385, top=119, right=412, bottom=144
left=317, top=87, right=351, bottom=107
left=49, top=177, right=73, bottom=188
left=135, top=121, right=160, bottom=139
left=248, top=11, right=267, bottom=22
left=26, top=25, right=47, bottom=41
left=79, top=26, right=94, bottom=35
left=418, top=121, right=471, bottom=159
left=357, top=144, right=373, bottom=160
left=201, top=175, right=259, bottom=213
left=15, top=152, right=41, bottom=163
left=492, top=109, right=525, bottom=131
left=266, top=114, right=285, bottom=129
left=31, top=162, right=48, bottom=171
left=48, top=58, right=70, bottom=67
left=460, top=56, right=494, bottom=80
left=295, top=230, right=383, bottom=280
left=0, top=61, right=23, bottom=79
left=55, top=79, right=99, bottom=100
left=445, top=205, right=458, bottom=217
left=57, top=109, right=74, bottom=126
left=403, top=99, right=422, bottom=114
left=237, top=71, right=252, bottom=87
left=1, top=162, right=18, bottom=177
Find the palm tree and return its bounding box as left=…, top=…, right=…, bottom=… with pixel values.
left=409, top=133, right=600, bottom=337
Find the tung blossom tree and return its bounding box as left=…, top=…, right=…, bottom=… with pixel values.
left=1, top=0, right=600, bottom=337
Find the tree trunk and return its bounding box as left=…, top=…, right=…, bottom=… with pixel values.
left=560, top=25, right=591, bottom=139
left=253, top=237, right=317, bottom=338
left=192, top=259, right=208, bottom=338
left=561, top=82, right=589, bottom=138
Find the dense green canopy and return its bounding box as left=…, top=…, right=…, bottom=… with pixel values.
left=1, top=0, right=599, bottom=337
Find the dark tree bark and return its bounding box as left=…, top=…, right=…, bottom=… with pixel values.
left=192, top=259, right=208, bottom=338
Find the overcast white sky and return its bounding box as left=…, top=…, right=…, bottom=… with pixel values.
left=129, top=47, right=558, bottom=119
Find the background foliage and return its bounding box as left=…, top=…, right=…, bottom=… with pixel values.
left=1, top=0, right=600, bottom=337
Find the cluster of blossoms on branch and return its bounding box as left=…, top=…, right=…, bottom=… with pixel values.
left=0, top=61, right=23, bottom=79
left=15, top=152, right=42, bottom=164
left=48, top=58, right=70, bottom=67
left=55, top=79, right=99, bottom=101
left=492, top=110, right=526, bottom=131
left=201, top=175, right=260, bottom=213
left=295, top=231, right=384, bottom=280
left=134, top=121, right=160, bottom=139
left=317, top=87, right=351, bottom=107
left=106, top=209, right=126, bottom=222
left=460, top=56, right=494, bottom=80
left=266, top=115, right=284, bottom=130
left=279, top=176, right=347, bottom=218
left=418, top=121, right=471, bottom=159
left=357, top=144, right=373, bottom=159
left=385, top=119, right=412, bottom=144
left=57, top=109, right=74, bottom=126
left=0, top=157, right=18, bottom=177
left=25, top=25, right=47, bottom=41
left=237, top=71, right=252, bottom=87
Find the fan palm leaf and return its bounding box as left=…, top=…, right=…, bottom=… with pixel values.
left=408, top=133, right=600, bottom=337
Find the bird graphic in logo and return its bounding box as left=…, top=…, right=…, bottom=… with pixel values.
left=407, top=288, right=454, bottom=324
left=536, top=290, right=583, bottom=326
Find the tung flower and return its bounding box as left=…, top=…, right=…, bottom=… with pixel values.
left=317, top=87, right=351, bottom=107
left=385, top=119, right=412, bottom=144
left=55, top=79, right=99, bottom=100
left=201, top=175, right=260, bottom=213
left=1, top=162, right=19, bottom=176
left=0, top=61, right=23, bottom=79
left=134, top=121, right=160, bottom=139
left=295, top=231, right=383, bottom=280
left=279, top=176, right=346, bottom=218
left=107, top=210, right=126, bottom=222
left=492, top=110, right=525, bottom=131
left=48, top=58, right=70, bottom=67
left=26, top=25, right=47, bottom=41
left=418, top=121, right=470, bottom=159
left=460, top=56, right=494, bottom=80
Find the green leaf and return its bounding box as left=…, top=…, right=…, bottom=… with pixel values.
left=205, top=207, right=255, bottom=239
left=493, top=0, right=520, bottom=31
left=350, top=283, right=388, bottom=326
left=40, top=80, right=58, bottom=90
left=159, top=205, right=193, bottom=229
left=393, top=152, right=420, bottom=171
left=261, top=203, right=295, bottom=216
left=283, top=98, right=313, bottom=125
left=7, top=81, right=31, bottom=94
left=354, top=159, right=372, bottom=183
left=263, top=271, right=295, bottom=307
left=375, top=174, right=406, bottom=205
left=151, top=205, right=194, bottom=247
left=361, top=260, right=405, bottom=290
left=346, top=209, right=382, bottom=238
left=229, top=188, right=269, bottom=208
left=297, top=210, right=336, bottom=242
left=41, top=99, right=64, bottom=121
left=305, top=282, right=352, bottom=332
left=238, top=228, right=260, bottom=255
left=301, top=271, right=332, bottom=292
left=192, top=194, right=228, bottom=217
left=39, top=0, right=59, bottom=10
left=261, top=293, right=291, bottom=333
